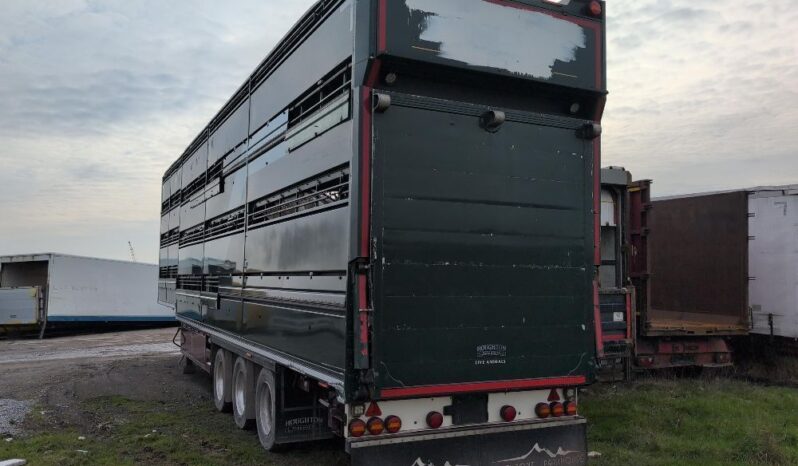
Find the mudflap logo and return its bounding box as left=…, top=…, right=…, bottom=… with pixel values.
left=283, top=416, right=323, bottom=434
left=493, top=443, right=586, bottom=466
left=475, top=343, right=507, bottom=366
left=411, top=459, right=470, bottom=466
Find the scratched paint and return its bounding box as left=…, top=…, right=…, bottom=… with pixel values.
left=403, top=0, right=587, bottom=81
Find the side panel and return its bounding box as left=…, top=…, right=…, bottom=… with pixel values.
left=749, top=191, right=798, bottom=338
left=647, top=192, right=749, bottom=331
left=0, top=287, right=40, bottom=326
left=46, top=256, right=172, bottom=321
left=249, top=1, right=354, bottom=135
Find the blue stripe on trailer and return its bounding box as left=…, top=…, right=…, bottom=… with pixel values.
left=46, top=316, right=176, bottom=322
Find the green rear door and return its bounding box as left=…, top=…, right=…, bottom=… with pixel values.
left=371, top=93, right=596, bottom=394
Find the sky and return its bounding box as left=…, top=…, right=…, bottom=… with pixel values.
left=0, top=0, right=796, bottom=264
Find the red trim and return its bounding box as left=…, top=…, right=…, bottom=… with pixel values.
left=593, top=280, right=604, bottom=355
left=360, top=87, right=373, bottom=258
left=377, top=0, right=387, bottom=53
left=483, top=0, right=600, bottom=29
left=625, top=291, right=633, bottom=340
left=380, top=376, right=587, bottom=399
left=593, top=140, right=601, bottom=266
left=365, top=59, right=382, bottom=88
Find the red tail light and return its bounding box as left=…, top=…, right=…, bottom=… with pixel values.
left=588, top=1, right=602, bottom=17
left=349, top=419, right=366, bottom=437
left=564, top=401, right=578, bottom=416
left=500, top=405, right=517, bottom=422
left=535, top=402, right=551, bottom=419
left=547, top=389, right=561, bottom=402
left=366, top=417, right=385, bottom=435
left=384, top=415, right=402, bottom=434
left=426, top=411, right=444, bottom=429
left=365, top=401, right=382, bottom=417
left=550, top=402, right=565, bottom=417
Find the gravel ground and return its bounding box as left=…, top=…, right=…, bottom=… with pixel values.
left=0, top=399, right=32, bottom=437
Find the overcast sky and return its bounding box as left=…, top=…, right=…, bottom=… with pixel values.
left=0, top=0, right=796, bottom=263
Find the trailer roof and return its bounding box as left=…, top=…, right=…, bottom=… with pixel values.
left=0, top=253, right=156, bottom=267
left=654, top=184, right=798, bottom=202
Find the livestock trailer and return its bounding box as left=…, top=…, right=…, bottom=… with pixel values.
left=159, top=0, right=607, bottom=464
left=0, top=253, right=173, bottom=336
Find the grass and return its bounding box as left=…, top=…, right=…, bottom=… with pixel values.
left=0, top=396, right=345, bottom=466
left=2, top=377, right=798, bottom=465
left=582, top=377, right=798, bottom=465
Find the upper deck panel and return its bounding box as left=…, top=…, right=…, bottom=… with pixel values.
left=378, top=0, right=605, bottom=92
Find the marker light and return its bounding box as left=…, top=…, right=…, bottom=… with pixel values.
left=349, top=419, right=366, bottom=437
left=565, top=401, right=578, bottom=416
left=500, top=405, right=517, bottom=422
left=535, top=403, right=552, bottom=419
left=588, top=1, right=603, bottom=17
left=426, top=411, right=444, bottom=429
left=385, top=415, right=402, bottom=434
left=366, top=417, right=385, bottom=435
left=550, top=402, right=565, bottom=417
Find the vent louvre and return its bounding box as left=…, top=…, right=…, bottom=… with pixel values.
left=248, top=166, right=350, bottom=230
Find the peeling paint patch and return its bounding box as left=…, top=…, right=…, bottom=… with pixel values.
left=404, top=0, right=587, bottom=80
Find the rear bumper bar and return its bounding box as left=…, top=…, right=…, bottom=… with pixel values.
left=348, top=417, right=587, bottom=466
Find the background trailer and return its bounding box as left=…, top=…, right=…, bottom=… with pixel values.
left=0, top=253, right=174, bottom=336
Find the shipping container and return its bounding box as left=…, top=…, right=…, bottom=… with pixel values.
left=157, top=0, right=608, bottom=464
left=0, top=253, right=173, bottom=336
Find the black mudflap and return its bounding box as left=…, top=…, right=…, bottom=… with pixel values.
left=350, top=419, right=587, bottom=466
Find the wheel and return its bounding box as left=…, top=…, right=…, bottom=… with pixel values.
left=255, top=367, right=279, bottom=451
left=232, top=357, right=256, bottom=429
left=213, top=348, right=233, bottom=412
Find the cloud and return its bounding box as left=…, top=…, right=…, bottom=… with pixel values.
left=604, top=0, right=798, bottom=195
left=0, top=0, right=317, bottom=262
left=0, top=0, right=795, bottom=262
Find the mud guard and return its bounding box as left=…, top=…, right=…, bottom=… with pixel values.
left=349, top=418, right=587, bottom=466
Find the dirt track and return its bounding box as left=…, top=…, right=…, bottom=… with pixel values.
left=0, top=328, right=346, bottom=465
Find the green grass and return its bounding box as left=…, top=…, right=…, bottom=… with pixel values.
left=3, top=378, right=798, bottom=465
left=582, top=377, right=798, bottom=465
left=0, top=396, right=345, bottom=466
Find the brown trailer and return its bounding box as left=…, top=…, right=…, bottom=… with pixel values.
left=630, top=186, right=748, bottom=369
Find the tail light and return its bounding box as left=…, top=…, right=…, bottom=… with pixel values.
left=564, top=401, right=578, bottom=416
left=500, top=405, right=517, bottom=422
left=550, top=402, right=565, bottom=417
left=366, top=417, right=385, bottom=435
left=588, top=0, right=602, bottom=17
left=638, top=356, right=655, bottom=367
left=426, top=411, right=444, bottom=429
left=349, top=419, right=366, bottom=437
left=385, top=415, right=402, bottom=434
left=535, top=403, right=551, bottom=419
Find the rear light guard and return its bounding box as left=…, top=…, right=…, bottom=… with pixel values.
left=344, top=388, right=579, bottom=438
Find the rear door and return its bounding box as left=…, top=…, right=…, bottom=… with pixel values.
left=371, top=93, right=595, bottom=394
left=0, top=287, right=41, bottom=326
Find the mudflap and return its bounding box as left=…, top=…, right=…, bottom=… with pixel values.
left=349, top=418, right=587, bottom=466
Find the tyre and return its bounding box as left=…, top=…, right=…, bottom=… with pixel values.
left=232, top=357, right=256, bottom=429
left=213, top=348, right=233, bottom=413
left=255, top=367, right=279, bottom=451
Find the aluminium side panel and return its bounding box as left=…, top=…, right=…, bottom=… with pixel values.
left=46, top=255, right=172, bottom=322
left=749, top=189, right=798, bottom=338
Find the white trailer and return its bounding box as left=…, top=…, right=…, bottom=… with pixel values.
left=0, top=253, right=174, bottom=335
left=749, top=186, right=798, bottom=341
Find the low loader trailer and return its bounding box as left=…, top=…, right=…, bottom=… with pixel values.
left=159, top=0, right=608, bottom=463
